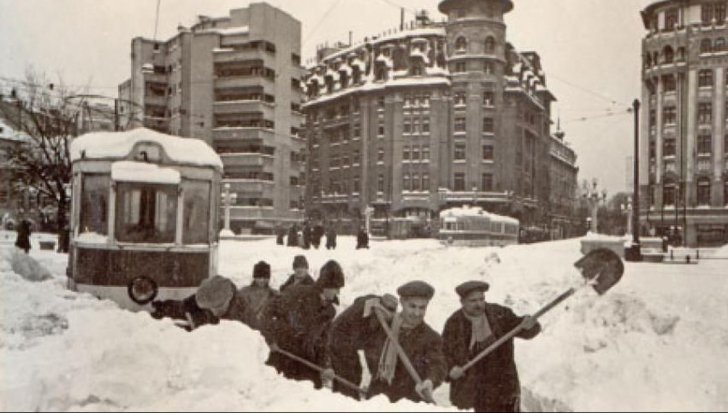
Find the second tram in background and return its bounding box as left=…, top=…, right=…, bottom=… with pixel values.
left=438, top=206, right=519, bottom=247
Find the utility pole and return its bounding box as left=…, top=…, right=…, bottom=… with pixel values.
left=626, top=99, right=643, bottom=261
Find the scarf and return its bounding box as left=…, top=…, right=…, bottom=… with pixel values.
left=377, top=312, right=404, bottom=384
left=464, top=311, right=493, bottom=351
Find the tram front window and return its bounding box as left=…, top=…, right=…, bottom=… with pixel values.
left=182, top=180, right=210, bottom=244
left=116, top=183, right=177, bottom=243
left=80, top=174, right=109, bottom=236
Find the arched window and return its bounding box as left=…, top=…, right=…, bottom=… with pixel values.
left=663, top=46, right=674, bottom=63
left=455, top=36, right=467, bottom=53
left=700, top=38, right=713, bottom=53
left=484, top=36, right=496, bottom=53
left=697, top=178, right=711, bottom=205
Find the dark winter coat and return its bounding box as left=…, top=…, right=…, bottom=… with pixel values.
left=442, top=304, right=541, bottom=411
left=363, top=320, right=448, bottom=403
left=325, top=227, right=337, bottom=249
left=279, top=273, right=315, bottom=293
left=302, top=224, right=312, bottom=249
left=150, top=289, right=246, bottom=331
left=312, top=225, right=324, bottom=248
left=261, top=284, right=337, bottom=387
left=237, top=284, right=278, bottom=331
left=356, top=230, right=369, bottom=249
left=15, top=219, right=31, bottom=251
left=326, top=294, right=382, bottom=399
left=287, top=226, right=298, bottom=247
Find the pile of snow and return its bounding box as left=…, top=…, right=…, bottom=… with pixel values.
left=2, top=236, right=728, bottom=411
left=711, top=243, right=728, bottom=258
left=1, top=247, right=52, bottom=282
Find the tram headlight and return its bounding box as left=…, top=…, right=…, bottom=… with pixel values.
left=127, top=276, right=158, bottom=305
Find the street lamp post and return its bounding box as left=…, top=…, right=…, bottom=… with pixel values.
left=626, top=99, right=643, bottom=261
left=220, top=183, right=237, bottom=236
left=583, top=179, right=607, bottom=233
left=621, top=196, right=633, bottom=236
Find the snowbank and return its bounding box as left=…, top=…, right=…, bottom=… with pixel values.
left=1, top=247, right=52, bottom=282
left=2, top=236, right=727, bottom=411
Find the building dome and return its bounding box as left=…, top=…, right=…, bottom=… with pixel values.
left=438, top=0, right=514, bottom=14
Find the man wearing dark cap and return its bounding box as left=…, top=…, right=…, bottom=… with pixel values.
left=280, top=255, right=315, bottom=292
left=321, top=293, right=399, bottom=399
left=442, top=280, right=540, bottom=412
left=363, top=281, right=447, bottom=403
left=150, top=275, right=245, bottom=330
left=262, top=260, right=345, bottom=388
left=238, top=261, right=279, bottom=331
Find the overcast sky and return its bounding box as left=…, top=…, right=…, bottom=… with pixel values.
left=0, top=0, right=653, bottom=195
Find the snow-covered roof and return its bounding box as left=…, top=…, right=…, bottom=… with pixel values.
left=320, top=26, right=445, bottom=63
left=439, top=206, right=519, bottom=225
left=70, top=128, right=223, bottom=169
left=111, top=161, right=181, bottom=184
left=198, top=26, right=249, bottom=36
left=303, top=76, right=450, bottom=107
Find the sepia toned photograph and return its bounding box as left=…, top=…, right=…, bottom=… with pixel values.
left=1, top=0, right=727, bottom=411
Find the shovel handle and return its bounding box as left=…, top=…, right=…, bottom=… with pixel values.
left=462, top=287, right=576, bottom=373
left=273, top=347, right=366, bottom=396
left=373, top=308, right=436, bottom=404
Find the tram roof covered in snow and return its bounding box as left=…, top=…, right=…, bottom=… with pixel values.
left=439, top=205, right=519, bottom=225
left=70, top=128, right=223, bottom=169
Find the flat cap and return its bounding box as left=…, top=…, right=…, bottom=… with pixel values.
left=455, top=280, right=490, bottom=299
left=397, top=281, right=435, bottom=300
left=196, top=275, right=235, bottom=310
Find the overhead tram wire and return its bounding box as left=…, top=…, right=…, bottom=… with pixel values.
left=302, top=0, right=345, bottom=47
left=547, top=73, right=632, bottom=109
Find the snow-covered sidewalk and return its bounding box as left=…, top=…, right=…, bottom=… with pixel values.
left=1, top=236, right=727, bottom=411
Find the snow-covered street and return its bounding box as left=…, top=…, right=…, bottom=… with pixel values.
left=1, top=235, right=727, bottom=411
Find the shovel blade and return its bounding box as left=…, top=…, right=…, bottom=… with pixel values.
left=574, top=248, right=624, bottom=295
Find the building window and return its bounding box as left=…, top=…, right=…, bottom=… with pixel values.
left=403, top=145, right=410, bottom=160
left=454, top=91, right=466, bottom=106
left=454, top=117, right=466, bottom=132
left=483, top=91, right=494, bottom=107
left=698, top=178, right=711, bottom=205
left=454, top=62, right=466, bottom=73
left=716, top=37, right=726, bottom=52
left=717, top=2, right=727, bottom=22
left=403, top=174, right=411, bottom=191
left=353, top=124, right=360, bottom=139
left=454, top=143, right=466, bottom=160
left=378, top=119, right=385, bottom=136
left=412, top=146, right=420, bottom=161
left=702, top=3, right=714, bottom=24
left=698, top=134, right=712, bottom=154
left=377, top=147, right=385, bottom=162
left=404, top=118, right=411, bottom=134
left=377, top=96, right=385, bottom=108
left=724, top=179, right=728, bottom=205
left=649, top=110, right=656, bottom=128
left=484, top=36, right=496, bottom=53
left=649, top=185, right=656, bottom=207
left=422, top=117, right=430, bottom=133
left=482, top=145, right=494, bottom=160
left=665, top=8, right=679, bottom=30
left=663, top=137, right=676, bottom=156
left=701, top=38, right=713, bottom=53
left=663, top=46, right=674, bottom=64
left=483, top=62, right=494, bottom=75
left=663, top=107, right=676, bottom=125
left=412, top=173, right=420, bottom=191
left=483, top=117, right=494, bottom=133
left=422, top=145, right=430, bottom=160
left=677, top=47, right=686, bottom=61
left=412, top=118, right=420, bottom=134
left=378, top=174, right=384, bottom=193
left=663, top=180, right=676, bottom=206
left=454, top=173, right=465, bottom=191
left=422, top=173, right=429, bottom=191
left=698, top=103, right=712, bottom=124
left=649, top=140, right=656, bottom=159
left=662, top=75, right=676, bottom=92
left=481, top=173, right=493, bottom=191
left=455, top=36, right=467, bottom=52
left=699, top=69, right=714, bottom=87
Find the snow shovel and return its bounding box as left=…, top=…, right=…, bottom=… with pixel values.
left=272, top=346, right=367, bottom=398
left=461, top=248, right=624, bottom=373
left=373, top=308, right=437, bottom=404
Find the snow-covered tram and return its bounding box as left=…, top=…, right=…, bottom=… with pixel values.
left=438, top=206, right=519, bottom=247
left=67, top=128, right=223, bottom=310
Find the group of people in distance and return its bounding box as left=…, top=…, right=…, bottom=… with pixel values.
left=276, top=221, right=370, bottom=250
left=150, top=255, right=539, bottom=412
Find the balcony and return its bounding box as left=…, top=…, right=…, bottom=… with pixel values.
left=224, top=180, right=274, bottom=195
left=213, top=128, right=276, bottom=146
left=142, top=71, right=167, bottom=83
left=213, top=100, right=275, bottom=118
left=144, top=94, right=167, bottom=107
left=220, top=153, right=274, bottom=171
left=213, top=48, right=275, bottom=67
left=214, top=75, right=274, bottom=90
